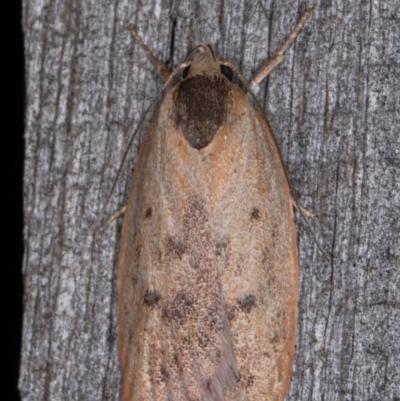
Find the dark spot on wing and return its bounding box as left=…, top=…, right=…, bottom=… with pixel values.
left=145, top=207, right=152, bottom=218
left=143, top=288, right=161, bottom=307
left=238, top=294, right=257, bottom=313
left=251, top=207, right=260, bottom=220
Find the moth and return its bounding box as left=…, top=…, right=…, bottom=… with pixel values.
left=118, top=9, right=311, bottom=401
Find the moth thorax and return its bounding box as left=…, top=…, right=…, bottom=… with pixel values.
left=174, top=74, right=230, bottom=150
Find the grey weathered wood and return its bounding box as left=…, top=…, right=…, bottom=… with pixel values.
left=21, top=0, right=400, bottom=400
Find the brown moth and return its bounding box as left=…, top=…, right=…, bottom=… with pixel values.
left=118, top=9, right=311, bottom=401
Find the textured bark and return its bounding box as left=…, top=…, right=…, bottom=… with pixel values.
left=21, top=0, right=400, bottom=400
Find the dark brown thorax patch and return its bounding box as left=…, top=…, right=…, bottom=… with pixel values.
left=174, top=76, right=230, bottom=149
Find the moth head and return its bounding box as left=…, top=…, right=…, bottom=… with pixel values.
left=181, top=44, right=233, bottom=82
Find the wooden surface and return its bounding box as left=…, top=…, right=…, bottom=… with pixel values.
left=20, top=0, right=400, bottom=400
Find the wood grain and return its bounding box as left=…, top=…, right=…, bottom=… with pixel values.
left=21, top=1, right=400, bottom=400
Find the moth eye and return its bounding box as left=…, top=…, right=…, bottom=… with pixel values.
left=182, top=65, right=191, bottom=79
left=220, top=64, right=233, bottom=81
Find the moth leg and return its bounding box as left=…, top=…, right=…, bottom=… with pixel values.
left=291, top=198, right=315, bottom=219
left=250, top=7, right=312, bottom=88
left=107, top=205, right=127, bottom=224
left=130, top=26, right=171, bottom=82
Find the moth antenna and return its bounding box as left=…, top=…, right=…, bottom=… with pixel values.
left=129, top=25, right=171, bottom=82
left=130, top=26, right=205, bottom=83
left=250, top=6, right=313, bottom=88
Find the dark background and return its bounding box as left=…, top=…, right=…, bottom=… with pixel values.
left=3, top=2, right=24, bottom=401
